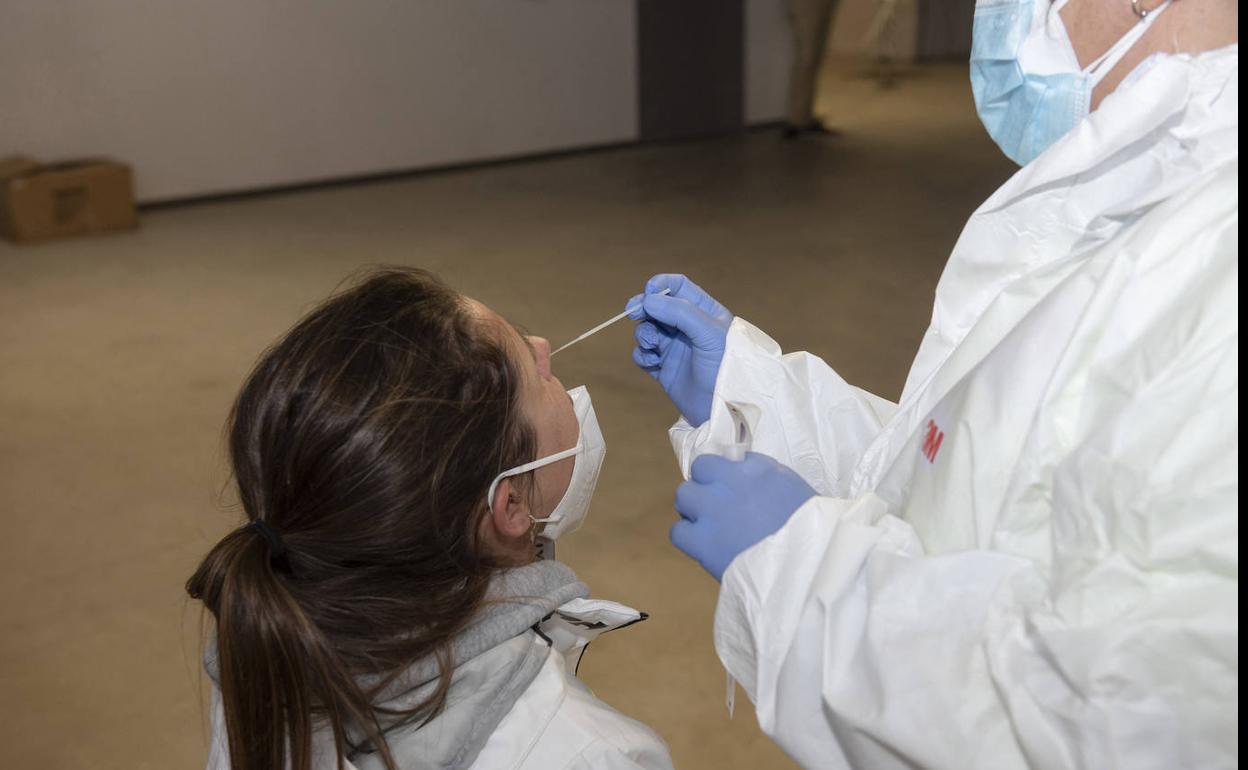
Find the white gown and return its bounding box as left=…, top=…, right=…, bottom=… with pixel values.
left=670, top=45, right=1239, bottom=770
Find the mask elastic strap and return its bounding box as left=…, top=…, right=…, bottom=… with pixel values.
left=486, top=443, right=582, bottom=513
left=1084, top=0, right=1173, bottom=85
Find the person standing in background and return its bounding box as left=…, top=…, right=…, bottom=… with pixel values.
left=785, top=0, right=841, bottom=138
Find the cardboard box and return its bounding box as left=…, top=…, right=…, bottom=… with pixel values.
left=0, top=156, right=138, bottom=243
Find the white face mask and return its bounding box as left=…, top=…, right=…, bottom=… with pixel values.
left=486, top=385, right=605, bottom=544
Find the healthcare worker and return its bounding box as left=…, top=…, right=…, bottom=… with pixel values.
left=628, top=0, right=1238, bottom=766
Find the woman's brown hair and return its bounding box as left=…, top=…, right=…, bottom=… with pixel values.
left=186, top=267, right=537, bottom=770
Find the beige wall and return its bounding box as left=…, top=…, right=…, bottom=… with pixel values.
left=0, top=1, right=639, bottom=202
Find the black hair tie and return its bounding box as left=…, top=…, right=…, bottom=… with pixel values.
left=246, top=519, right=294, bottom=575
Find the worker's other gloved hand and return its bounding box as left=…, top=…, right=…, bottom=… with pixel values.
left=627, top=274, right=733, bottom=427
left=671, top=452, right=816, bottom=581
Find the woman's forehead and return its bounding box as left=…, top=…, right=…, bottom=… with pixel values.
left=465, top=297, right=535, bottom=365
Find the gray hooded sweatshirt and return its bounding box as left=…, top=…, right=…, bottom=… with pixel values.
left=205, top=560, right=589, bottom=770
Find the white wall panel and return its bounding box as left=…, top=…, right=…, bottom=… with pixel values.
left=0, top=1, right=638, bottom=202
left=745, top=0, right=794, bottom=123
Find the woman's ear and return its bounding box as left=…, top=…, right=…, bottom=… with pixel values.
left=489, top=478, right=532, bottom=539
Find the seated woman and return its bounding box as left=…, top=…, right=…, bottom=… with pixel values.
left=188, top=268, right=673, bottom=770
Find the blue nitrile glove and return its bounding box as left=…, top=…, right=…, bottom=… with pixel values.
left=627, top=274, right=733, bottom=427
left=670, top=452, right=817, bottom=581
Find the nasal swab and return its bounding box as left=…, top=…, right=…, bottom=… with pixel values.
left=551, top=288, right=671, bottom=356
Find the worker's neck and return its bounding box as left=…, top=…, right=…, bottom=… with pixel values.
left=1062, top=0, right=1238, bottom=109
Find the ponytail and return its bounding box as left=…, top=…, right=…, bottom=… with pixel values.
left=187, top=525, right=399, bottom=770
left=186, top=268, right=540, bottom=770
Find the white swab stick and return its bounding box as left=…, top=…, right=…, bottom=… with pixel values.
left=551, top=288, right=671, bottom=356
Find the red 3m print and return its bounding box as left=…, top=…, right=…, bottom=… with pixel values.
left=922, top=420, right=944, bottom=463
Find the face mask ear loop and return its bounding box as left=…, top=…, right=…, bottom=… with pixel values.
left=1084, top=0, right=1173, bottom=84
left=486, top=443, right=582, bottom=514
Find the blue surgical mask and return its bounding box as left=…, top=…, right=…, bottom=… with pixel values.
left=970, top=0, right=1171, bottom=165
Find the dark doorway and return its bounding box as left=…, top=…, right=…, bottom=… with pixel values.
left=638, top=0, right=746, bottom=141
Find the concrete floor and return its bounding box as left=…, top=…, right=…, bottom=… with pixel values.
left=0, top=62, right=1015, bottom=769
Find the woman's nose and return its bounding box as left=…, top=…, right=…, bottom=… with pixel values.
left=527, top=336, right=553, bottom=380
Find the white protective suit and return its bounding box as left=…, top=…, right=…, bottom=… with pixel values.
left=671, top=46, right=1239, bottom=769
